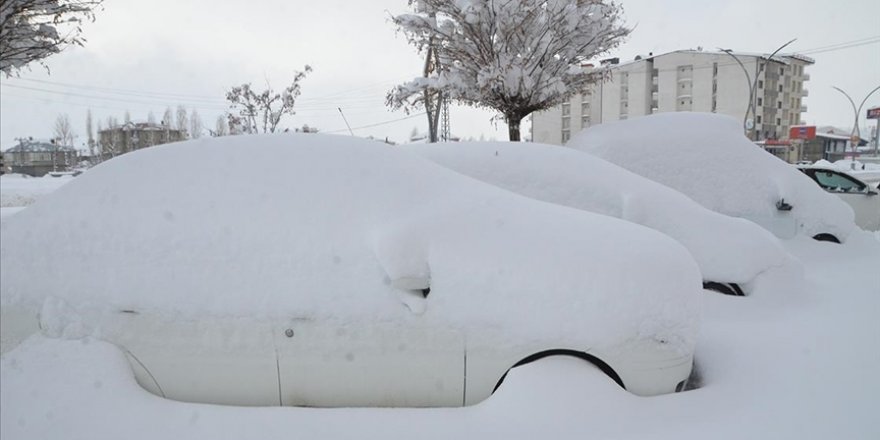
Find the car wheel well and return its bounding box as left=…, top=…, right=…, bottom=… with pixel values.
left=812, top=233, right=841, bottom=244
left=703, top=281, right=745, bottom=296
left=491, top=349, right=625, bottom=393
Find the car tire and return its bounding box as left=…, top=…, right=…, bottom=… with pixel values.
left=702, top=281, right=745, bottom=297
left=812, top=233, right=841, bottom=244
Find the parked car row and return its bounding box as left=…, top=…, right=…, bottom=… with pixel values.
left=1, top=112, right=859, bottom=410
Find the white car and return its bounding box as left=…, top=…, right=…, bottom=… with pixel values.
left=406, top=141, right=792, bottom=296
left=797, top=165, right=880, bottom=231
left=568, top=112, right=858, bottom=244
left=0, top=134, right=702, bottom=408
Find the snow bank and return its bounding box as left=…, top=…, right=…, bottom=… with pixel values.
left=406, top=141, right=793, bottom=286
left=0, top=173, right=75, bottom=207
left=568, top=113, right=856, bottom=241
left=0, top=133, right=701, bottom=360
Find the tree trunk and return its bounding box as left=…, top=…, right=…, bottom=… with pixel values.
left=506, top=113, right=522, bottom=142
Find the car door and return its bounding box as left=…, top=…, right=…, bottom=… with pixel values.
left=99, top=311, right=281, bottom=406
left=274, top=310, right=465, bottom=407
left=806, top=169, right=880, bottom=230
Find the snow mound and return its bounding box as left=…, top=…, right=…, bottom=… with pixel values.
left=405, top=141, right=792, bottom=286
left=0, top=133, right=701, bottom=355
left=568, top=112, right=856, bottom=241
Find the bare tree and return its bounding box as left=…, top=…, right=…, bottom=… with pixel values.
left=147, top=111, right=156, bottom=125
left=175, top=105, right=188, bottom=137
left=0, top=0, right=103, bottom=75
left=124, top=109, right=131, bottom=124
left=53, top=113, right=74, bottom=146
left=211, top=115, right=228, bottom=137
left=85, top=108, right=94, bottom=157
left=225, top=66, right=312, bottom=134
left=161, top=107, right=173, bottom=127
left=189, top=108, right=203, bottom=139
left=388, top=0, right=629, bottom=141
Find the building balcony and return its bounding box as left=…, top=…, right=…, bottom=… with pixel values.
left=801, top=73, right=810, bottom=81
left=652, top=77, right=658, bottom=85
left=799, top=105, right=807, bottom=113
left=799, top=89, right=809, bottom=97
left=652, top=92, right=658, bottom=100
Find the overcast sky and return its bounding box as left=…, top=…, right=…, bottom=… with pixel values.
left=1, top=0, right=878, bottom=149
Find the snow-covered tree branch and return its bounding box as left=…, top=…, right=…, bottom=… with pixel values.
left=0, top=0, right=103, bottom=75
left=388, top=0, right=629, bottom=141
left=225, top=66, right=312, bottom=134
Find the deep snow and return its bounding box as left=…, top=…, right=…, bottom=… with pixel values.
left=568, top=113, right=857, bottom=242
left=1, top=233, right=878, bottom=439
left=405, top=141, right=794, bottom=286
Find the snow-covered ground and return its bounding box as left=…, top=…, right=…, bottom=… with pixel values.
left=1, top=155, right=879, bottom=439
left=0, top=173, right=75, bottom=208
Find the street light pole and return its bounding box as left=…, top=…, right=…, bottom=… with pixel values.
left=831, top=85, right=880, bottom=168
left=719, top=39, right=796, bottom=141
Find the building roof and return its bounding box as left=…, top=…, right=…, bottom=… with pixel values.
left=598, top=49, right=815, bottom=70
left=4, top=138, right=76, bottom=153
left=100, top=121, right=183, bottom=133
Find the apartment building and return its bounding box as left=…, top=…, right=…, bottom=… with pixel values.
left=4, top=138, right=78, bottom=177
left=98, top=121, right=186, bottom=159
left=532, top=50, right=814, bottom=145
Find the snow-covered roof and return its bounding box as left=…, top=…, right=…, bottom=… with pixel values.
left=4, top=139, right=76, bottom=153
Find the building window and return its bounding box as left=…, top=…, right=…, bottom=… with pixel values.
left=759, top=63, right=765, bottom=72
left=757, top=98, right=763, bottom=107
left=562, top=131, right=570, bottom=143
left=712, top=98, right=717, bottom=112
left=712, top=63, right=718, bottom=76
left=757, top=115, right=762, bottom=124
left=562, top=118, right=571, bottom=129
left=776, top=118, right=781, bottom=126
left=581, top=115, right=590, bottom=127
left=778, top=84, right=783, bottom=93
left=758, top=80, right=764, bottom=89
left=561, top=103, right=571, bottom=116
left=581, top=102, right=590, bottom=113
left=777, top=101, right=782, bottom=109
left=779, top=67, right=785, bottom=75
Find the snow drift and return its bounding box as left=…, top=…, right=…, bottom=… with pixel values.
left=406, top=141, right=794, bottom=287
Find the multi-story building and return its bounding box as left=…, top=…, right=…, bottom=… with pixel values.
left=532, top=50, right=814, bottom=146
left=4, top=138, right=78, bottom=177
left=98, top=121, right=186, bottom=159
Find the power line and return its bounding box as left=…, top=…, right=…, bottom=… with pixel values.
left=325, top=112, right=427, bottom=133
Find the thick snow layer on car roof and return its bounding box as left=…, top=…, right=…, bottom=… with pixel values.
left=568, top=113, right=856, bottom=241
left=405, top=141, right=792, bottom=286
left=0, top=134, right=701, bottom=351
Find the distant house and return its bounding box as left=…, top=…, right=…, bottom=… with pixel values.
left=4, top=138, right=78, bottom=177
left=0, top=150, right=5, bottom=174
left=799, top=126, right=870, bottom=162
left=98, top=121, right=186, bottom=159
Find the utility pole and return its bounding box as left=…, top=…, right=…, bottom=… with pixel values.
left=719, top=39, right=796, bottom=141
left=831, top=85, right=880, bottom=167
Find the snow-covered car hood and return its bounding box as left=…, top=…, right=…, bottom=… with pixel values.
left=404, top=141, right=793, bottom=286
left=567, top=112, right=856, bottom=242
left=0, top=134, right=702, bottom=354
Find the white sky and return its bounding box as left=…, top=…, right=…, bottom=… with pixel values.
left=1, top=0, right=879, bottom=149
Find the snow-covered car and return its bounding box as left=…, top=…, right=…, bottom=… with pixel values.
left=797, top=165, right=880, bottom=231
left=0, top=134, right=702, bottom=408
left=405, top=141, right=792, bottom=296
left=568, top=112, right=858, bottom=243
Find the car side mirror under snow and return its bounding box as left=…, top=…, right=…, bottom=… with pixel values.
left=776, top=199, right=793, bottom=211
